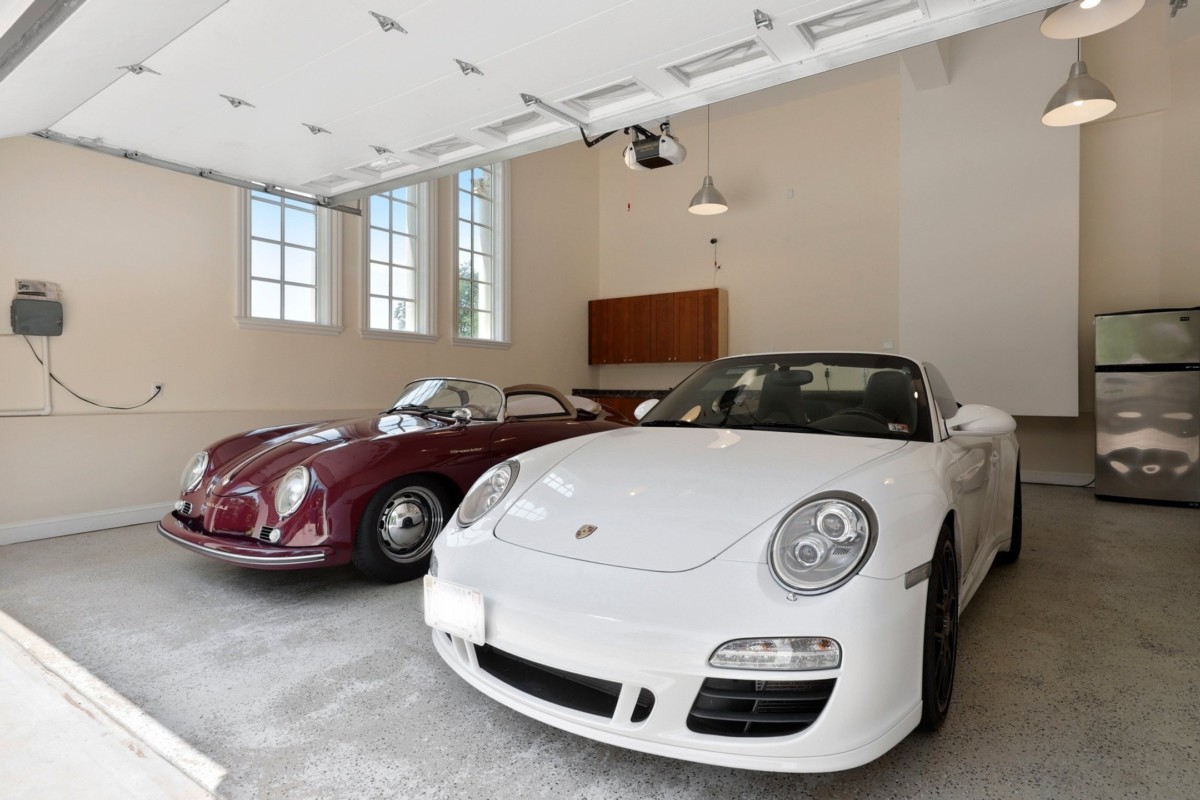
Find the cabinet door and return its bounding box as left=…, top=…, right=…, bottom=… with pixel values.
left=698, top=288, right=721, bottom=362
left=651, top=293, right=675, bottom=363
left=610, top=297, right=632, bottom=363
left=588, top=299, right=612, bottom=364
left=674, top=290, right=702, bottom=362
left=626, top=295, right=653, bottom=363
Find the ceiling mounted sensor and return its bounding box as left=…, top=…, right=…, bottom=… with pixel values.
left=688, top=106, right=727, bottom=215
left=1042, top=39, right=1116, bottom=126
left=1039, top=0, right=1145, bottom=39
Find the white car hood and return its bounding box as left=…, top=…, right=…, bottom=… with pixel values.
left=494, top=427, right=906, bottom=572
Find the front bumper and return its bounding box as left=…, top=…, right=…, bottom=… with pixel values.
left=430, top=529, right=929, bottom=772
left=157, top=513, right=331, bottom=569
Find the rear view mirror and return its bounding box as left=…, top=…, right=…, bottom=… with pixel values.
left=944, top=404, right=1016, bottom=436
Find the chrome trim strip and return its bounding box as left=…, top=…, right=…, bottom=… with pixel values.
left=157, top=524, right=326, bottom=566
left=904, top=562, right=932, bottom=589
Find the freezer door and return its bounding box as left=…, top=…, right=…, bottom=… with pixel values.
left=1095, top=371, right=1200, bottom=503
left=1095, top=310, right=1199, bottom=367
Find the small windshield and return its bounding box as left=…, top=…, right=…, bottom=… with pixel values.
left=388, top=378, right=503, bottom=421
left=642, top=353, right=931, bottom=442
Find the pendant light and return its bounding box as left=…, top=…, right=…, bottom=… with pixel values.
left=689, top=105, right=728, bottom=215
left=1040, top=0, right=1144, bottom=39
left=1041, top=39, right=1116, bottom=127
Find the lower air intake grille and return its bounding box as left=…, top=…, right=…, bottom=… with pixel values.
left=178, top=502, right=194, bottom=516
left=687, top=677, right=836, bottom=737
left=256, top=527, right=276, bottom=542
left=475, top=645, right=654, bottom=723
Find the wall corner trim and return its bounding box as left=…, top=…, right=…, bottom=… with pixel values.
left=0, top=502, right=173, bottom=546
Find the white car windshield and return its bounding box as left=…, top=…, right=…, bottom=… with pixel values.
left=642, top=353, right=932, bottom=442
left=388, top=378, right=503, bottom=421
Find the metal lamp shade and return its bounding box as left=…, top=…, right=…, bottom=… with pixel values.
left=1040, top=0, right=1145, bottom=39
left=1042, top=60, right=1116, bottom=127
left=688, top=175, right=728, bottom=215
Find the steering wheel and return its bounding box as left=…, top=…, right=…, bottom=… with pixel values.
left=835, top=407, right=888, bottom=425
left=461, top=403, right=488, bottom=419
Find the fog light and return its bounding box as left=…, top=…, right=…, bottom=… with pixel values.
left=709, top=637, right=841, bottom=670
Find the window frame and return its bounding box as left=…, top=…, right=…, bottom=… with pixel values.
left=236, top=190, right=342, bottom=335
left=361, top=181, right=438, bottom=342
left=452, top=161, right=511, bottom=348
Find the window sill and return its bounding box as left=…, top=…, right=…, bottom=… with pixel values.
left=452, top=337, right=511, bottom=350
left=236, top=317, right=343, bottom=336
left=360, top=329, right=438, bottom=344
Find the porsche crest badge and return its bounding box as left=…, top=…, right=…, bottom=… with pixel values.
left=575, top=525, right=597, bottom=540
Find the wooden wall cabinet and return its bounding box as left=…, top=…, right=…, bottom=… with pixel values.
left=589, top=288, right=726, bottom=365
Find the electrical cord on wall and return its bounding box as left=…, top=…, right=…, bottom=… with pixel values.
left=23, top=335, right=162, bottom=410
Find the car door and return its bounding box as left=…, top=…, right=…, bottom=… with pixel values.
left=489, top=386, right=594, bottom=464
left=924, top=363, right=995, bottom=578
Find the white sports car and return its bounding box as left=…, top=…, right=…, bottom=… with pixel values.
left=425, top=352, right=1020, bottom=772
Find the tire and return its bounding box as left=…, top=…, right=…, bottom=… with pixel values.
left=918, top=523, right=959, bottom=731
left=995, top=462, right=1022, bottom=565
left=352, top=478, right=452, bottom=583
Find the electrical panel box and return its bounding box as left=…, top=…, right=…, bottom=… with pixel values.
left=11, top=298, right=63, bottom=335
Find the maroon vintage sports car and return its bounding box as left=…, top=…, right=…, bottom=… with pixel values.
left=158, top=378, right=628, bottom=582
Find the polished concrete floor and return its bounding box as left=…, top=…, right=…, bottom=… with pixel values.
left=0, top=485, right=1196, bottom=799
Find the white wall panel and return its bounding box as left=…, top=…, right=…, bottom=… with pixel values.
left=899, top=16, right=1079, bottom=416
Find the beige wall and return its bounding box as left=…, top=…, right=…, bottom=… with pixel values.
left=3, top=7, right=1199, bottom=535
left=0, top=136, right=600, bottom=531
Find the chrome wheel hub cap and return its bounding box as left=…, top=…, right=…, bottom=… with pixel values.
left=382, top=499, right=426, bottom=550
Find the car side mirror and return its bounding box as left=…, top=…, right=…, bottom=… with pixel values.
left=944, top=404, right=1016, bottom=436
left=633, top=399, right=659, bottom=420
left=452, top=408, right=472, bottom=426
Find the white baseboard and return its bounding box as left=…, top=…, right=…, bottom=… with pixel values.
left=0, top=502, right=173, bottom=546
left=1023, top=471, right=1094, bottom=487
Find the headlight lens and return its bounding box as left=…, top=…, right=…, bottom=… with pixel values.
left=458, top=461, right=519, bottom=526
left=274, top=466, right=311, bottom=518
left=768, top=498, right=873, bottom=594
left=180, top=451, right=209, bottom=493
left=710, top=637, right=841, bottom=670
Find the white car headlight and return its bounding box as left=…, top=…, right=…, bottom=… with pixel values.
left=768, top=497, right=874, bottom=594
left=181, top=451, right=209, bottom=493
left=274, top=466, right=311, bottom=518
left=458, top=461, right=519, bottom=526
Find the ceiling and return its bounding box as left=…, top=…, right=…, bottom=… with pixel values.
left=0, top=0, right=1061, bottom=208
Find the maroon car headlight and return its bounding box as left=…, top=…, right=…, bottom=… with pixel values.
left=768, top=498, right=874, bottom=595
left=180, top=451, right=209, bottom=493
left=274, top=466, right=311, bottom=518
left=458, top=461, right=519, bottom=526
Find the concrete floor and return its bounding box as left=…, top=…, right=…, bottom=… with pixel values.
left=0, top=484, right=1197, bottom=799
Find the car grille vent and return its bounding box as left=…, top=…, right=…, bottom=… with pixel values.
left=686, top=677, right=836, bottom=737
left=178, top=502, right=193, bottom=516
left=475, top=645, right=655, bottom=723
left=256, top=526, right=276, bottom=542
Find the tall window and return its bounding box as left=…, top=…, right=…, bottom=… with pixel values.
left=454, top=162, right=508, bottom=343
left=364, top=183, right=435, bottom=339
left=240, top=190, right=340, bottom=332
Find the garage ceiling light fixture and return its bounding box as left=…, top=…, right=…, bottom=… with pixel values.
left=1039, top=0, right=1145, bottom=39
left=1041, top=39, right=1116, bottom=127
left=688, top=105, right=727, bottom=216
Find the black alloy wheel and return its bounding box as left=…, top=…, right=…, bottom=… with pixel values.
left=919, top=524, right=959, bottom=731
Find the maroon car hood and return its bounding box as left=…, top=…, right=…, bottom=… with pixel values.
left=212, top=412, right=448, bottom=495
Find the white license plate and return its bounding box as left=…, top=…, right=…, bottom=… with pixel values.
left=423, top=575, right=485, bottom=645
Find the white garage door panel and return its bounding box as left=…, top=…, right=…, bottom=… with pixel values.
left=0, top=0, right=226, bottom=138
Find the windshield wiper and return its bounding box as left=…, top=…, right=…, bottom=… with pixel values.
left=385, top=403, right=430, bottom=415
left=641, top=419, right=705, bottom=428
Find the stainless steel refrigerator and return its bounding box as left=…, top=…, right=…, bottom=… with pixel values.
left=1094, top=308, right=1200, bottom=506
